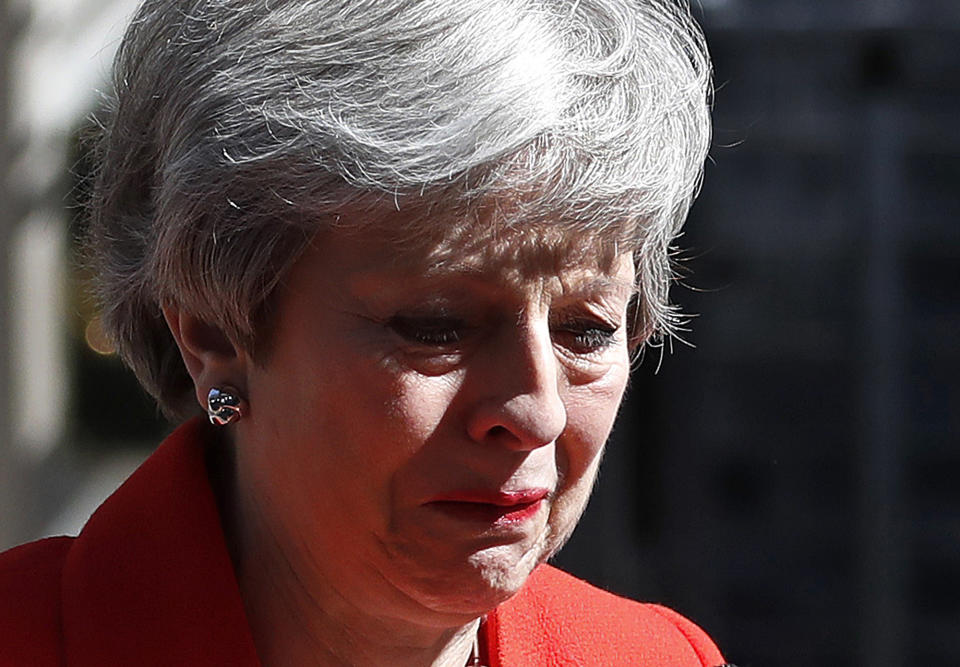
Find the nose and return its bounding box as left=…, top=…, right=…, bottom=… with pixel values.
left=465, top=320, right=567, bottom=450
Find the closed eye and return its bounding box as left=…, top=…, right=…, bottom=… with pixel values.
left=553, top=319, right=620, bottom=354
left=386, top=315, right=467, bottom=347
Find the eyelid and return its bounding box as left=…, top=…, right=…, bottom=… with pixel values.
left=552, top=305, right=622, bottom=331
left=551, top=316, right=622, bottom=353
left=386, top=313, right=469, bottom=346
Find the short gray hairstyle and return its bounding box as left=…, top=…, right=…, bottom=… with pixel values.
left=87, top=0, right=712, bottom=418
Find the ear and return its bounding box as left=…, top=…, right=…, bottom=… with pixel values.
left=162, top=303, right=248, bottom=414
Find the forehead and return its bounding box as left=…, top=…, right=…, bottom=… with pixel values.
left=335, top=205, right=636, bottom=287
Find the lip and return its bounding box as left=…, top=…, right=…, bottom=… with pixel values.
left=425, top=489, right=549, bottom=525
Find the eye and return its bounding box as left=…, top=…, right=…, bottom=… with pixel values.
left=553, top=318, right=620, bottom=354
left=387, top=315, right=466, bottom=347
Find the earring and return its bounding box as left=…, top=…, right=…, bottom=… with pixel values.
left=207, top=386, right=247, bottom=426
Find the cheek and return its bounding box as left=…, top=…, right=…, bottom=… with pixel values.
left=562, top=362, right=630, bottom=467
left=548, top=363, right=629, bottom=539
left=384, top=371, right=463, bottom=446
left=298, top=370, right=460, bottom=510
left=544, top=444, right=604, bottom=557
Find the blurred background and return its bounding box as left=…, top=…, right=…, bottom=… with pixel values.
left=0, top=1, right=957, bottom=665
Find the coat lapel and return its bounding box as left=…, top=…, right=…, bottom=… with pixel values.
left=60, top=419, right=260, bottom=666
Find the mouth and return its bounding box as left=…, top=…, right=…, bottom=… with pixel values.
left=424, top=489, right=549, bottom=526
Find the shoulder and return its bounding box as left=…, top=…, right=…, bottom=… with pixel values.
left=487, top=564, right=726, bottom=667
left=0, top=536, right=72, bottom=666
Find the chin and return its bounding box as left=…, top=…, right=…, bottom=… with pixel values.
left=382, top=491, right=590, bottom=619
left=469, top=538, right=546, bottom=596
left=391, top=535, right=551, bottom=619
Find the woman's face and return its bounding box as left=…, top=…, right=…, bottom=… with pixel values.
left=234, top=224, right=634, bottom=625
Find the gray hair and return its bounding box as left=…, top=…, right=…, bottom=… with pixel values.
left=87, top=0, right=712, bottom=418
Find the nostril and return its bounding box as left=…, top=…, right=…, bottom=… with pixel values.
left=487, top=425, right=510, bottom=439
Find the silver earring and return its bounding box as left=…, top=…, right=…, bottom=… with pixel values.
left=207, top=386, right=246, bottom=426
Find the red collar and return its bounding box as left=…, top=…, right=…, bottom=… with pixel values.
left=61, top=418, right=260, bottom=665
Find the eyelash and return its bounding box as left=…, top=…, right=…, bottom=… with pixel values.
left=387, top=315, right=619, bottom=353
left=386, top=315, right=465, bottom=346
left=555, top=320, right=620, bottom=353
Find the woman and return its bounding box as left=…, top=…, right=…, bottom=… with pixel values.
left=1, top=0, right=730, bottom=665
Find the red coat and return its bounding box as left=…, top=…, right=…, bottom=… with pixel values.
left=0, top=420, right=728, bottom=666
